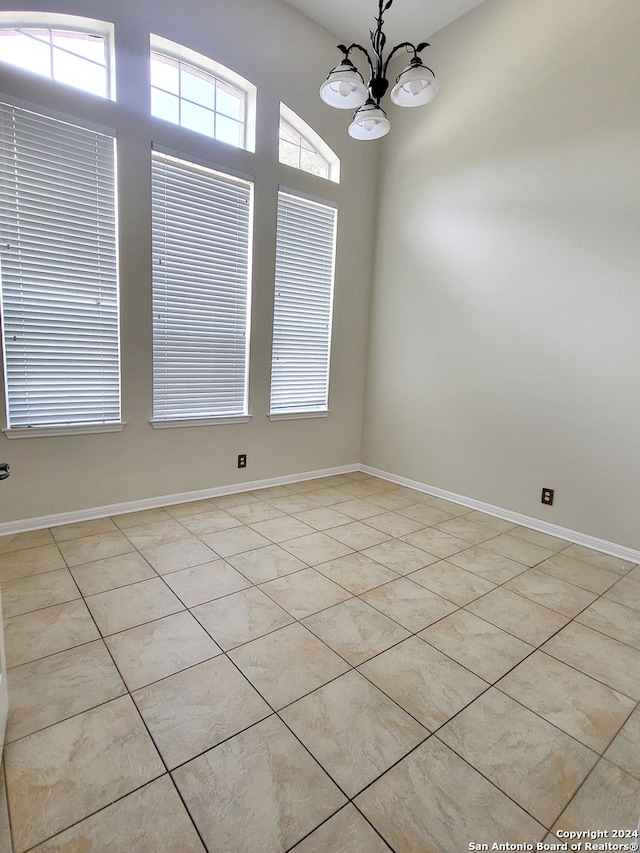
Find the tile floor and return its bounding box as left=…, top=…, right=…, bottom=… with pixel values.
left=0, top=472, right=639, bottom=852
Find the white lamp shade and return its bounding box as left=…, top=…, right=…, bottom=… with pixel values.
left=348, top=101, right=390, bottom=140
left=319, top=63, right=368, bottom=109
left=390, top=63, right=439, bottom=107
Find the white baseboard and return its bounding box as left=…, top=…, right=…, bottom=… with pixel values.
left=361, top=465, right=640, bottom=565
left=0, top=463, right=359, bottom=537
left=2, top=461, right=638, bottom=565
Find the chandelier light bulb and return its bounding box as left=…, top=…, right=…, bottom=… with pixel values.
left=390, top=62, right=439, bottom=107
left=348, top=100, right=390, bottom=140
left=319, top=61, right=368, bottom=109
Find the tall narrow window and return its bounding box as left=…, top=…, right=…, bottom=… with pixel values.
left=151, top=152, right=253, bottom=424
left=0, top=102, right=120, bottom=432
left=279, top=103, right=340, bottom=183
left=0, top=24, right=111, bottom=98
left=270, top=191, right=337, bottom=416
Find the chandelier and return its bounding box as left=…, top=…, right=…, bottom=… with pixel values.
left=319, top=0, right=439, bottom=140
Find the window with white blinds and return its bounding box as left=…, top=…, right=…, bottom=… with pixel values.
left=270, top=191, right=337, bottom=416
left=151, top=151, right=253, bottom=422
left=0, top=102, right=120, bottom=431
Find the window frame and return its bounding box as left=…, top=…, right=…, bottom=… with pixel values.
left=279, top=103, right=340, bottom=183
left=150, top=147, right=254, bottom=428
left=150, top=35, right=257, bottom=152
left=269, top=188, right=338, bottom=419
left=0, top=12, right=114, bottom=100
left=0, top=99, right=122, bottom=438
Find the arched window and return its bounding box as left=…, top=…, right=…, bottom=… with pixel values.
left=150, top=36, right=256, bottom=151
left=279, top=103, right=340, bottom=183
left=0, top=13, right=111, bottom=98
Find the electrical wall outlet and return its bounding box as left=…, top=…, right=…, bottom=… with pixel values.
left=237, top=454, right=247, bottom=469
left=541, top=487, right=554, bottom=505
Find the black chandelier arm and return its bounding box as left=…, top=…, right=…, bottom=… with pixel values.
left=340, top=42, right=376, bottom=81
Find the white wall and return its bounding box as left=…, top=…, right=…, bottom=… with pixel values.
left=0, top=0, right=378, bottom=524
left=362, top=0, right=640, bottom=549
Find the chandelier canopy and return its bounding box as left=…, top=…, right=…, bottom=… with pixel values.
left=319, top=0, right=439, bottom=140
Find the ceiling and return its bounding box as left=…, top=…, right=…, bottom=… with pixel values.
left=280, top=0, right=487, bottom=47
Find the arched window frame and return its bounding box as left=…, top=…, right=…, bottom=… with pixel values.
left=150, top=34, right=257, bottom=153
left=279, top=103, right=340, bottom=184
left=0, top=12, right=114, bottom=99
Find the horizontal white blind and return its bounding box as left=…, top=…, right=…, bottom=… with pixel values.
left=270, top=191, right=337, bottom=414
left=0, top=102, right=119, bottom=429
left=151, top=152, right=252, bottom=420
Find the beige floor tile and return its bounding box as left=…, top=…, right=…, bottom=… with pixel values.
left=249, top=485, right=295, bottom=499
left=30, top=776, right=204, bottom=852
left=504, top=568, right=597, bottom=617
left=366, top=490, right=418, bottom=511
left=314, top=552, right=399, bottom=594
left=326, top=521, right=391, bottom=551
left=575, top=597, right=640, bottom=650
left=4, top=599, right=100, bottom=668
left=6, top=639, right=126, bottom=742
left=85, top=577, right=184, bottom=635
left=307, top=486, right=356, bottom=506
left=630, top=564, right=640, bottom=583
left=201, top=525, right=271, bottom=557
left=439, top=689, right=597, bottom=826
left=281, top=670, right=426, bottom=797
left=133, top=656, right=271, bottom=768
left=266, top=494, right=323, bottom=514
left=447, top=545, right=528, bottom=582
left=179, top=508, right=243, bottom=536
left=227, top=622, right=349, bottom=709
left=293, top=506, right=353, bottom=530
left=537, top=552, right=619, bottom=594
left=427, top=497, right=471, bottom=517
left=293, top=804, right=389, bottom=853
left=605, top=574, right=640, bottom=611
left=280, top=532, right=353, bottom=565
left=481, top=533, right=555, bottom=566
left=408, top=560, right=496, bottom=606
left=172, top=715, right=346, bottom=853
left=0, top=528, right=54, bottom=556
left=337, top=481, right=388, bottom=499
left=122, top=519, right=191, bottom=550
left=57, top=531, right=135, bottom=567
left=112, top=507, right=174, bottom=528
left=364, top=512, right=426, bottom=537
left=551, top=759, right=640, bottom=835
left=165, top=499, right=218, bottom=518
left=162, top=559, right=250, bottom=606
left=0, top=568, right=80, bottom=618
left=396, top=503, right=454, bottom=526
left=303, top=598, right=410, bottom=666
left=434, top=517, right=499, bottom=545
left=542, top=622, right=640, bottom=699
left=70, top=551, right=156, bottom=596
left=561, top=544, right=636, bottom=575
left=5, top=695, right=164, bottom=853
left=466, top=587, right=569, bottom=646
left=419, top=609, right=534, bottom=683
left=0, top=768, right=10, bottom=853
left=508, top=526, right=570, bottom=551
left=260, top=567, right=352, bottom=618
left=497, top=651, right=635, bottom=752
left=361, top=577, right=457, bottom=632
left=0, top=544, right=65, bottom=583
left=249, top=515, right=316, bottom=542
left=191, top=587, right=294, bottom=650
left=227, top=502, right=286, bottom=524
left=212, top=492, right=261, bottom=509
left=51, top=517, right=118, bottom=542
left=331, top=499, right=381, bottom=520
left=140, top=537, right=218, bottom=574
left=105, top=610, right=221, bottom=691
left=355, top=737, right=545, bottom=853
left=460, top=510, right=517, bottom=532
left=226, top=543, right=307, bottom=583
left=359, top=636, right=487, bottom=730
left=604, top=705, right=640, bottom=779
left=362, top=539, right=439, bottom=574
left=402, top=527, right=474, bottom=559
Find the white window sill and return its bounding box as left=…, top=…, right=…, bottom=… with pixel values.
left=3, top=422, right=126, bottom=439
left=151, top=415, right=252, bottom=429
left=268, top=410, right=329, bottom=421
